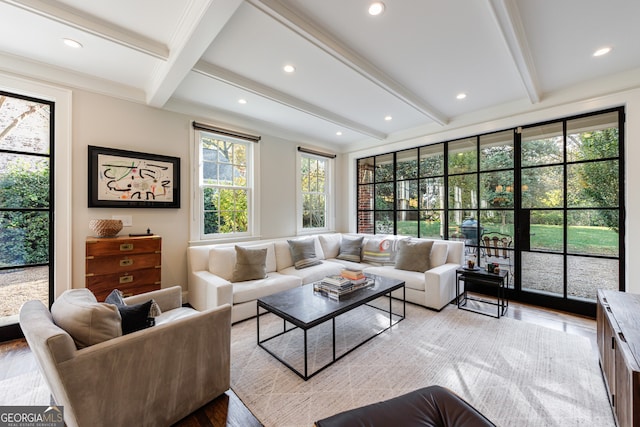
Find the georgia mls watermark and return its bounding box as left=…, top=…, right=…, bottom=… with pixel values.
left=0, top=406, right=63, bottom=427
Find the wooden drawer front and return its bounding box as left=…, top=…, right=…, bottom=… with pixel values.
left=86, top=253, right=161, bottom=275
left=91, top=283, right=161, bottom=302
left=86, top=237, right=161, bottom=257
left=86, top=268, right=161, bottom=300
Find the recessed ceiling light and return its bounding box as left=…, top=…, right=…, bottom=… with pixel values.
left=593, top=46, right=612, bottom=57
left=238, top=99, right=247, bottom=104
left=63, top=38, right=82, bottom=49
left=384, top=115, right=392, bottom=121
left=283, top=64, right=295, bottom=73
left=368, top=2, right=385, bottom=16
left=336, top=131, right=343, bottom=136
left=456, top=93, right=467, bottom=100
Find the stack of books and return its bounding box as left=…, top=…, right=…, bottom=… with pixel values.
left=340, top=268, right=366, bottom=284
left=313, top=273, right=373, bottom=301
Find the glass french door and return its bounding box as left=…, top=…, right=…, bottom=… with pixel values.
left=0, top=91, right=53, bottom=338
left=515, top=109, right=622, bottom=314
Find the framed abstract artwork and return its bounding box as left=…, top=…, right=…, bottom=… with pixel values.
left=88, top=145, right=180, bottom=208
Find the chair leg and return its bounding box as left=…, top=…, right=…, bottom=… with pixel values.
left=483, top=237, right=492, bottom=257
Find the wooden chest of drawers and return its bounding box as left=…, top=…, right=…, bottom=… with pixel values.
left=86, top=235, right=161, bottom=301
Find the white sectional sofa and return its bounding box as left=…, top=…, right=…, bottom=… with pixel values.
left=187, top=233, right=464, bottom=323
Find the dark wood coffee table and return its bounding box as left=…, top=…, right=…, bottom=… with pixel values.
left=257, top=274, right=405, bottom=380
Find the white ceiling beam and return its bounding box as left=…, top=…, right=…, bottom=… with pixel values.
left=194, top=61, right=388, bottom=140
left=146, top=0, right=243, bottom=108
left=247, top=0, right=448, bottom=126
left=488, top=0, right=541, bottom=103
left=1, top=0, right=169, bottom=59
left=0, top=51, right=147, bottom=103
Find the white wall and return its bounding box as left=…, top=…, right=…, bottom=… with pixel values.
left=345, top=88, right=640, bottom=294
left=71, top=90, right=191, bottom=292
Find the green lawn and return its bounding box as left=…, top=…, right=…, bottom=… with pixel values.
left=398, top=221, right=618, bottom=256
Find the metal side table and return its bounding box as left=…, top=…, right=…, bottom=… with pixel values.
left=456, top=267, right=509, bottom=318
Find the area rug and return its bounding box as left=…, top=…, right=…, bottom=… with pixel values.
left=230, top=301, right=614, bottom=427
left=0, top=370, right=51, bottom=405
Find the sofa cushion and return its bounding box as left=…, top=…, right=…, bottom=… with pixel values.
left=232, top=272, right=302, bottom=304
left=336, top=235, right=364, bottom=262
left=366, top=266, right=427, bottom=292
left=318, top=234, right=341, bottom=259
left=395, top=239, right=434, bottom=272
left=278, top=260, right=344, bottom=285
left=288, top=238, right=322, bottom=269
left=209, top=242, right=276, bottom=280
left=232, top=245, right=268, bottom=282
left=431, top=242, right=449, bottom=268
left=362, top=236, right=399, bottom=265
left=51, top=288, right=122, bottom=349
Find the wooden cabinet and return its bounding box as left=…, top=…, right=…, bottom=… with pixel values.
left=597, top=289, right=640, bottom=427
left=86, top=235, right=161, bottom=301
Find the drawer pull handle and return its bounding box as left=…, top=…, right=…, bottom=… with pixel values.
left=120, top=243, right=134, bottom=251
left=119, top=275, right=133, bottom=284
left=120, top=258, right=133, bottom=267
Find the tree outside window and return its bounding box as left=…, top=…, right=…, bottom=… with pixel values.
left=199, top=133, right=250, bottom=237
left=300, top=154, right=329, bottom=230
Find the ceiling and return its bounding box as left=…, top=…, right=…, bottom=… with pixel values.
left=1, top=0, right=639, bottom=152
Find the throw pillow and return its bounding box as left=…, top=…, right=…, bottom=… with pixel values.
left=337, top=235, right=364, bottom=262
left=394, top=239, right=434, bottom=272
left=430, top=242, right=449, bottom=268
left=362, top=236, right=395, bottom=264
left=318, top=234, right=341, bottom=259
left=288, top=238, right=322, bottom=269
left=232, top=245, right=268, bottom=282
left=118, top=300, right=154, bottom=334
left=105, top=288, right=160, bottom=329
left=51, top=288, right=122, bottom=349
left=105, top=288, right=125, bottom=305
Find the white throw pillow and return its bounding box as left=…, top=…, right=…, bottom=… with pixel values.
left=318, top=234, right=341, bottom=259
left=430, top=242, right=449, bottom=268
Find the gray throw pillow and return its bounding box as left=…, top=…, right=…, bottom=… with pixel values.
left=232, top=245, right=268, bottom=281
left=394, top=239, right=434, bottom=272
left=288, top=238, right=322, bottom=269
left=337, top=236, right=364, bottom=262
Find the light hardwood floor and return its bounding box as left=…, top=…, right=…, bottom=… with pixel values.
left=0, top=298, right=595, bottom=426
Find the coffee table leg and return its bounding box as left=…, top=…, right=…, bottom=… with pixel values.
left=256, top=304, right=260, bottom=345
left=332, top=317, right=336, bottom=361
left=304, top=329, right=308, bottom=380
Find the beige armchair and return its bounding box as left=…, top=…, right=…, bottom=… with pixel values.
left=19, top=286, right=231, bottom=427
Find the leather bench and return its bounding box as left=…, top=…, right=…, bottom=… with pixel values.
left=315, top=385, right=495, bottom=427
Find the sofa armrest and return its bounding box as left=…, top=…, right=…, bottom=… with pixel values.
left=188, top=270, right=233, bottom=311
left=124, top=285, right=182, bottom=312
left=424, top=263, right=461, bottom=310
left=57, top=304, right=232, bottom=427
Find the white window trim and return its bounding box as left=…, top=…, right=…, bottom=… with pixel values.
left=296, top=150, right=334, bottom=235
left=190, top=127, right=260, bottom=243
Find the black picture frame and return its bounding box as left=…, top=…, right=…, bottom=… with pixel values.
left=88, top=145, right=180, bottom=208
